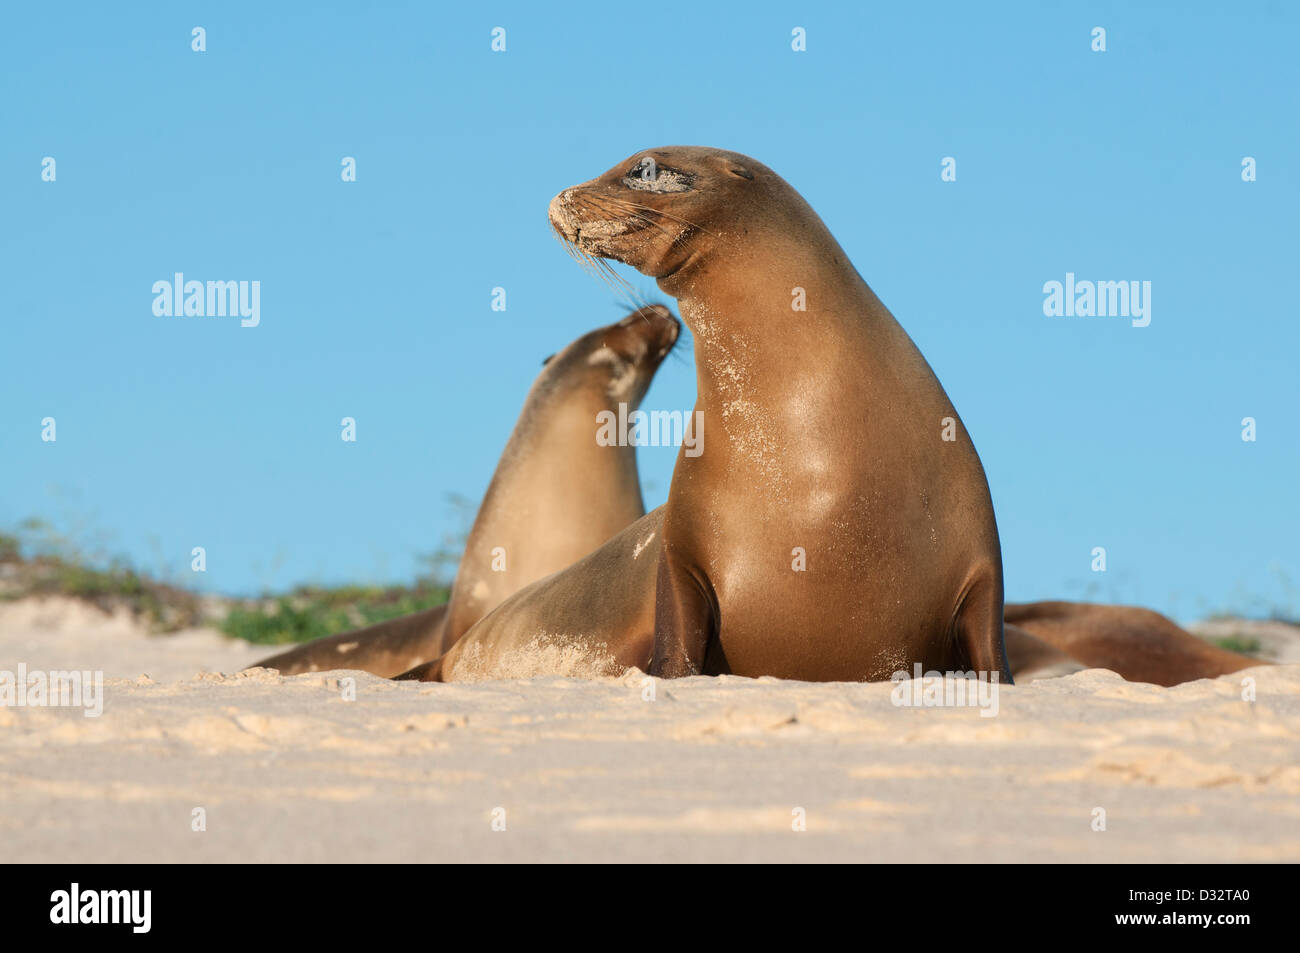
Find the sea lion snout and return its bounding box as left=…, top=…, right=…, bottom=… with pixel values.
left=548, top=186, right=647, bottom=253
left=655, top=309, right=681, bottom=354
left=548, top=191, right=579, bottom=241
left=596, top=306, right=679, bottom=375
left=621, top=304, right=680, bottom=357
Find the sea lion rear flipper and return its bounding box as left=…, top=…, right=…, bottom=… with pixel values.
left=249, top=605, right=448, bottom=678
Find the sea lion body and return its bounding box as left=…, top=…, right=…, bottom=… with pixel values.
left=409, top=530, right=1260, bottom=686
left=400, top=510, right=664, bottom=682
left=437, top=306, right=676, bottom=646
left=251, top=306, right=678, bottom=677
left=550, top=147, right=1009, bottom=682
left=1002, top=622, right=1085, bottom=680
left=1005, top=601, right=1265, bottom=686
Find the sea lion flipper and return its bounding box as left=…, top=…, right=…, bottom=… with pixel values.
left=953, top=572, right=1013, bottom=685
left=649, top=549, right=714, bottom=678
left=249, top=605, right=447, bottom=678
left=393, top=657, right=445, bottom=682
left=1003, top=623, right=1080, bottom=680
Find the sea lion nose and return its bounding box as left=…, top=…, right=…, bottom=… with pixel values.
left=633, top=307, right=680, bottom=355
left=548, top=192, right=578, bottom=240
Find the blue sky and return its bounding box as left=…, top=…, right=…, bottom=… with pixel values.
left=2, top=1, right=1296, bottom=622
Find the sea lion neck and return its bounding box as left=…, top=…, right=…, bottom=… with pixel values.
left=661, top=225, right=897, bottom=393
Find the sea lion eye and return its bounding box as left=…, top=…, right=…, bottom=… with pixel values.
left=623, top=163, right=694, bottom=194
left=630, top=156, right=657, bottom=181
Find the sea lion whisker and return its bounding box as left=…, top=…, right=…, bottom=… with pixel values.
left=561, top=228, right=643, bottom=308
left=581, top=197, right=688, bottom=249
left=556, top=203, right=647, bottom=307
left=561, top=238, right=598, bottom=278
left=579, top=194, right=665, bottom=229
left=554, top=229, right=610, bottom=288
left=552, top=229, right=581, bottom=262
left=609, top=199, right=717, bottom=237
left=578, top=196, right=697, bottom=258
left=593, top=256, right=647, bottom=309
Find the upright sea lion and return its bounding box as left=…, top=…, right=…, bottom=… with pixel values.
left=1004, top=601, right=1266, bottom=686
left=405, top=146, right=1010, bottom=682
left=559, top=146, right=1009, bottom=681
left=253, top=305, right=679, bottom=677
left=436, top=304, right=677, bottom=647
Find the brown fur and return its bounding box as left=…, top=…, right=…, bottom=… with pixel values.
left=1005, top=601, right=1265, bottom=686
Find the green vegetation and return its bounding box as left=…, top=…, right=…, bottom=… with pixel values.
left=0, top=516, right=456, bottom=644
left=0, top=519, right=204, bottom=630
left=219, top=582, right=450, bottom=645
left=5, top=507, right=1292, bottom=651
left=1210, top=635, right=1263, bottom=656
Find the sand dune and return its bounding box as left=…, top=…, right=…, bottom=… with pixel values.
left=1, top=597, right=1297, bottom=862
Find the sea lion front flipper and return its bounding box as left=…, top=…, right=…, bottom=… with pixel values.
left=649, top=549, right=715, bottom=678
left=952, top=570, right=1014, bottom=685
left=393, top=656, right=445, bottom=682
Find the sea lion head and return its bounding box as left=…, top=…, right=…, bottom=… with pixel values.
left=549, top=147, right=773, bottom=281
left=539, top=304, right=680, bottom=404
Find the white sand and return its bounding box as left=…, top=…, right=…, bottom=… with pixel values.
left=2, top=596, right=1298, bottom=862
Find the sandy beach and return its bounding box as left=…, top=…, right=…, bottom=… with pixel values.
left=2, top=597, right=1297, bottom=863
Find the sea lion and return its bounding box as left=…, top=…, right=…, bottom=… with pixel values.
left=435, top=304, right=677, bottom=648
left=557, top=146, right=1010, bottom=682
left=1004, top=601, right=1266, bottom=686
left=397, top=509, right=664, bottom=682
left=252, top=305, right=680, bottom=677
left=405, top=146, right=1010, bottom=682
left=1002, top=622, right=1085, bottom=681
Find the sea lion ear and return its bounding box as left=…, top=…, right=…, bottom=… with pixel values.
left=726, top=166, right=754, bottom=180
left=541, top=353, right=555, bottom=366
